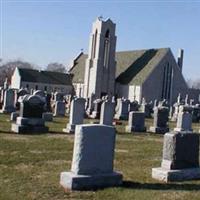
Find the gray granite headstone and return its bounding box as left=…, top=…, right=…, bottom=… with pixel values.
left=149, top=106, right=169, bottom=134
left=126, top=111, right=146, bottom=133
left=63, top=97, right=86, bottom=133
left=152, top=131, right=200, bottom=182
left=60, top=124, right=123, bottom=190
left=100, top=100, right=115, bottom=126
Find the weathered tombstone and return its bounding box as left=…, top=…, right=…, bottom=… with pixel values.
left=90, top=99, right=102, bottom=119
left=54, top=101, right=66, bottom=116
left=42, top=112, right=53, bottom=122
left=192, top=105, right=200, bottom=123
left=10, top=112, right=19, bottom=122
left=54, top=92, right=64, bottom=102
left=100, top=100, right=115, bottom=126
left=0, top=89, right=16, bottom=113
left=11, top=94, right=48, bottom=133
left=63, top=98, right=86, bottom=133
left=60, top=124, right=123, bottom=190
left=149, top=106, right=169, bottom=134
left=129, top=101, right=139, bottom=112
left=125, top=111, right=146, bottom=133
left=16, top=89, right=29, bottom=110
left=174, top=106, right=193, bottom=132
left=152, top=131, right=200, bottom=182
left=33, top=90, right=45, bottom=98
left=140, top=100, right=153, bottom=118
left=44, top=93, right=52, bottom=112
left=114, top=98, right=130, bottom=120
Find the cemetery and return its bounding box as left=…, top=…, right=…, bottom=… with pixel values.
left=1, top=7, right=200, bottom=200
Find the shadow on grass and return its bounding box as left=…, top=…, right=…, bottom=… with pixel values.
left=121, top=181, right=200, bottom=191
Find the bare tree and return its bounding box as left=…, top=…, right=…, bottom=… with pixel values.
left=45, top=62, right=66, bottom=73
left=0, top=59, right=35, bottom=86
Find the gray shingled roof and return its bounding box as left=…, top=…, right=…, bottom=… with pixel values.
left=69, top=48, right=170, bottom=85
left=18, top=68, right=73, bottom=85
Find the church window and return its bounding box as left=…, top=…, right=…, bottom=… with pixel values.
left=103, top=29, right=110, bottom=68
left=92, top=30, right=98, bottom=59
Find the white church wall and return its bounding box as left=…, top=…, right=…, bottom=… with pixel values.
left=73, top=83, right=85, bottom=97
left=128, top=85, right=141, bottom=103
left=21, top=81, right=73, bottom=94
left=11, top=68, right=21, bottom=89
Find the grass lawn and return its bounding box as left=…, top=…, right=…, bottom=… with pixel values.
left=0, top=113, right=200, bottom=200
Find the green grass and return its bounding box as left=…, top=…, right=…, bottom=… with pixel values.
left=0, top=113, right=200, bottom=200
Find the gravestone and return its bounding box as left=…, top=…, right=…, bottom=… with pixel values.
left=54, top=101, right=66, bottom=116
left=100, top=100, right=115, bottom=126
left=60, top=124, right=123, bottom=190
left=45, top=93, right=52, bottom=112
left=42, top=112, right=53, bottom=122
left=174, top=106, right=193, bottom=132
left=54, top=92, right=64, bottom=102
left=10, top=112, right=19, bottom=122
left=0, top=89, right=16, bottom=113
left=16, top=89, right=29, bottom=110
left=125, top=111, right=146, bottom=133
left=149, top=106, right=169, bottom=134
left=33, top=90, right=45, bottom=98
left=129, top=101, right=139, bottom=112
left=152, top=131, right=200, bottom=182
left=90, top=99, right=102, bottom=119
left=63, top=98, right=86, bottom=133
left=114, top=98, right=130, bottom=120
left=11, top=94, right=48, bottom=133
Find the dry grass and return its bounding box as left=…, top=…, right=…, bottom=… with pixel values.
left=0, top=113, right=200, bottom=200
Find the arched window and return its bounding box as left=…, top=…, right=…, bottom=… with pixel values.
left=103, top=29, right=110, bottom=68
left=92, top=30, right=98, bottom=59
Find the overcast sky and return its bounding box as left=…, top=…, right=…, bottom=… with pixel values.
left=1, top=1, right=200, bottom=80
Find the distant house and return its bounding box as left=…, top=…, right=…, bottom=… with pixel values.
left=11, top=67, right=74, bottom=94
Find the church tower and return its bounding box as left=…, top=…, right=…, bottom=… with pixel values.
left=83, top=17, right=117, bottom=99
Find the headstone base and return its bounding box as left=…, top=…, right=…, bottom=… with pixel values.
left=42, top=112, right=53, bottom=122
left=0, top=107, right=16, bottom=114
left=63, top=124, right=76, bottom=133
left=10, top=112, right=19, bottom=122
left=174, top=128, right=193, bottom=132
left=60, top=171, right=123, bottom=190
left=152, top=167, right=200, bottom=182
left=114, top=114, right=128, bottom=120
left=11, top=123, right=48, bottom=134
left=125, top=126, right=146, bottom=133
left=149, top=126, right=169, bottom=134
left=90, top=111, right=99, bottom=119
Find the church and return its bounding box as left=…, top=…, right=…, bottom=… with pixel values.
left=69, top=17, right=199, bottom=105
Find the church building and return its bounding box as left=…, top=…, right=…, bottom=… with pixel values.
left=69, top=17, right=196, bottom=105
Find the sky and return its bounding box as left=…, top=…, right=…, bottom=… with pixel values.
left=1, top=0, right=200, bottom=80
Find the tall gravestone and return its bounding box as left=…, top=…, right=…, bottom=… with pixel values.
left=63, top=98, right=86, bottom=133
left=0, top=89, right=16, bottom=113
left=152, top=131, right=200, bottom=182
left=90, top=99, right=102, bottom=119
left=100, top=100, right=115, bottom=126
left=60, top=124, right=123, bottom=190
left=11, top=94, right=48, bottom=133
left=54, top=101, right=66, bottom=116
left=114, top=98, right=130, bottom=120
left=149, top=106, right=169, bottom=134
left=125, top=111, right=146, bottom=133
left=174, top=105, right=193, bottom=132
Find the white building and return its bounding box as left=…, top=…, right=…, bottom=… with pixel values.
left=11, top=67, right=74, bottom=94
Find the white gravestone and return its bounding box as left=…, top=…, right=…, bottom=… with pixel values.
left=60, top=124, right=123, bottom=190
left=100, top=100, right=115, bottom=126
left=125, top=111, right=146, bottom=133
left=63, top=98, right=86, bottom=133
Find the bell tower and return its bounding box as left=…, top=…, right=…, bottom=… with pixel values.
left=84, top=17, right=117, bottom=99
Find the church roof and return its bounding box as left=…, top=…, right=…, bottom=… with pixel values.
left=69, top=48, right=170, bottom=85
left=18, top=68, right=73, bottom=85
